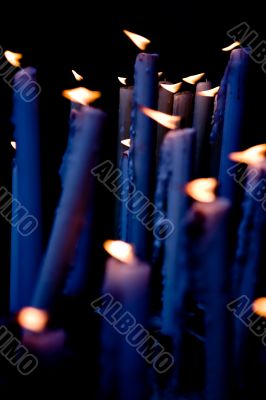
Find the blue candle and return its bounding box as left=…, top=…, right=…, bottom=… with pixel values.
left=128, top=52, right=158, bottom=261
left=31, top=104, right=106, bottom=311
left=119, top=149, right=129, bottom=241
left=10, top=67, right=42, bottom=312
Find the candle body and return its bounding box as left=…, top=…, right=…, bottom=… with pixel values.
left=218, top=49, right=249, bottom=202
left=192, top=81, right=213, bottom=177
left=32, top=106, right=106, bottom=310
left=156, top=83, right=174, bottom=160
left=129, top=53, right=158, bottom=261
left=10, top=67, right=42, bottom=312
left=173, top=91, right=194, bottom=127
left=119, top=150, right=129, bottom=241
left=118, top=86, right=133, bottom=147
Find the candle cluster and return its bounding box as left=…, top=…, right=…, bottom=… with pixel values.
left=1, top=29, right=266, bottom=399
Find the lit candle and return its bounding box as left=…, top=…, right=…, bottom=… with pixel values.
left=185, top=178, right=231, bottom=400
left=173, top=90, right=194, bottom=127
left=117, top=76, right=133, bottom=152
left=124, top=30, right=158, bottom=261
left=6, top=51, right=42, bottom=312
left=119, top=149, right=130, bottom=241
left=30, top=89, right=106, bottom=311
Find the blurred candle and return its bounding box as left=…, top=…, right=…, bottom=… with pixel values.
left=124, top=30, right=158, bottom=261
left=31, top=92, right=106, bottom=311
left=118, top=77, right=133, bottom=151
left=8, top=58, right=42, bottom=312
left=119, top=149, right=129, bottom=241
left=173, top=91, right=194, bottom=127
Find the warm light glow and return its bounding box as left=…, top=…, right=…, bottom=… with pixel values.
left=229, top=144, right=266, bottom=166
left=140, top=106, right=181, bottom=130
left=4, top=50, right=23, bottom=67
left=123, top=30, right=151, bottom=50
left=222, top=41, right=240, bottom=51
left=18, top=307, right=49, bottom=333
left=158, top=71, right=163, bottom=77
left=185, top=178, right=218, bottom=203
left=160, top=82, right=182, bottom=94
left=253, top=298, right=266, bottom=317
left=118, top=77, right=127, bottom=85
left=198, top=86, right=220, bottom=97
left=72, top=69, right=83, bottom=81
left=11, top=141, right=16, bottom=150
left=183, top=72, right=205, bottom=85
left=62, top=87, right=101, bottom=105
left=121, top=139, right=131, bottom=147
left=104, top=240, right=135, bottom=264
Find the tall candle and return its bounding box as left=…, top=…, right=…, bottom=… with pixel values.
left=31, top=102, right=106, bottom=311
left=173, top=91, right=194, bottom=127
left=218, top=48, right=249, bottom=202
left=118, top=78, right=133, bottom=149
left=119, top=149, right=129, bottom=241
left=10, top=67, right=42, bottom=312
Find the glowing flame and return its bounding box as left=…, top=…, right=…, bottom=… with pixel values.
left=253, top=298, right=266, bottom=317
left=186, top=178, right=218, bottom=203
left=123, top=30, right=151, bottom=50
left=160, top=82, right=182, bottom=94
left=158, top=71, right=163, bottom=77
left=229, top=144, right=266, bottom=166
left=140, top=106, right=181, bottom=130
left=11, top=141, right=16, bottom=150
left=4, top=50, right=23, bottom=67
left=72, top=69, right=83, bottom=81
left=183, top=72, right=205, bottom=85
left=118, top=77, right=127, bottom=85
left=222, top=41, right=240, bottom=51
left=18, top=307, right=48, bottom=333
left=62, top=87, right=101, bottom=105
left=121, top=139, right=131, bottom=147
left=198, top=86, right=220, bottom=97
left=104, top=240, right=135, bottom=264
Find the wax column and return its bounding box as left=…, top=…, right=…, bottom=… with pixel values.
left=193, top=83, right=220, bottom=177
left=10, top=66, right=42, bottom=312
left=117, top=77, right=133, bottom=156
left=218, top=48, right=249, bottom=202
left=29, top=101, right=106, bottom=311
left=173, top=91, right=194, bottom=127
left=95, top=240, right=150, bottom=400
left=119, top=149, right=129, bottom=241
left=185, top=179, right=231, bottom=400
left=156, top=82, right=181, bottom=160
left=129, top=51, right=158, bottom=261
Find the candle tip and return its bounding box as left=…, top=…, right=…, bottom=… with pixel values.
left=4, top=50, right=23, bottom=67
left=160, top=82, right=182, bottom=94
left=104, top=240, right=135, bottom=263
left=222, top=41, right=240, bottom=52
left=118, top=77, right=127, bottom=85
left=229, top=144, right=266, bottom=166
left=62, top=87, right=101, bottom=105
left=72, top=70, right=84, bottom=81
left=183, top=72, right=205, bottom=85
left=123, top=29, right=151, bottom=51
left=140, top=106, right=181, bottom=130
left=17, top=307, right=49, bottom=333
left=185, top=178, right=218, bottom=203
left=121, top=139, right=131, bottom=148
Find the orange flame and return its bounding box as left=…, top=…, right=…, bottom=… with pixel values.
left=158, top=71, right=163, bottom=77
left=198, top=86, right=220, bottom=97
left=4, top=50, right=23, bottom=67
left=72, top=69, right=83, bottom=81
left=18, top=307, right=49, bottom=333
left=229, top=144, right=266, bottom=166
left=11, top=141, right=16, bottom=150
left=140, top=106, right=181, bottom=130
left=104, top=240, right=135, bottom=264
left=62, top=87, right=101, bottom=105
left=186, top=178, right=218, bottom=203
left=253, top=298, right=266, bottom=317
left=222, top=41, right=240, bottom=51
left=183, top=72, right=205, bottom=85
left=123, top=29, right=151, bottom=50
left=121, top=139, right=131, bottom=147
left=160, top=82, right=182, bottom=94
left=118, top=77, right=127, bottom=85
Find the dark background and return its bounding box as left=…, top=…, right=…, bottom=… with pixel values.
left=0, top=3, right=265, bottom=396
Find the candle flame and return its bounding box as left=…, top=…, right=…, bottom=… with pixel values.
left=118, top=77, right=127, bottom=85
left=72, top=69, right=83, bottom=81
left=198, top=86, right=220, bottom=97
left=121, top=139, right=131, bottom=147
left=186, top=178, right=218, bottom=203
left=160, top=82, right=182, bottom=94
left=229, top=144, right=266, bottom=166
left=253, top=298, right=266, bottom=317
left=123, top=30, right=151, bottom=50
left=4, top=50, right=23, bottom=67
left=62, top=87, right=101, bottom=105
left=183, top=72, right=205, bottom=85
left=104, top=240, right=135, bottom=264
left=158, top=71, right=163, bottom=77
left=18, top=307, right=48, bottom=333
left=140, top=106, right=181, bottom=130
left=222, top=41, right=240, bottom=51
left=11, top=141, right=16, bottom=150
